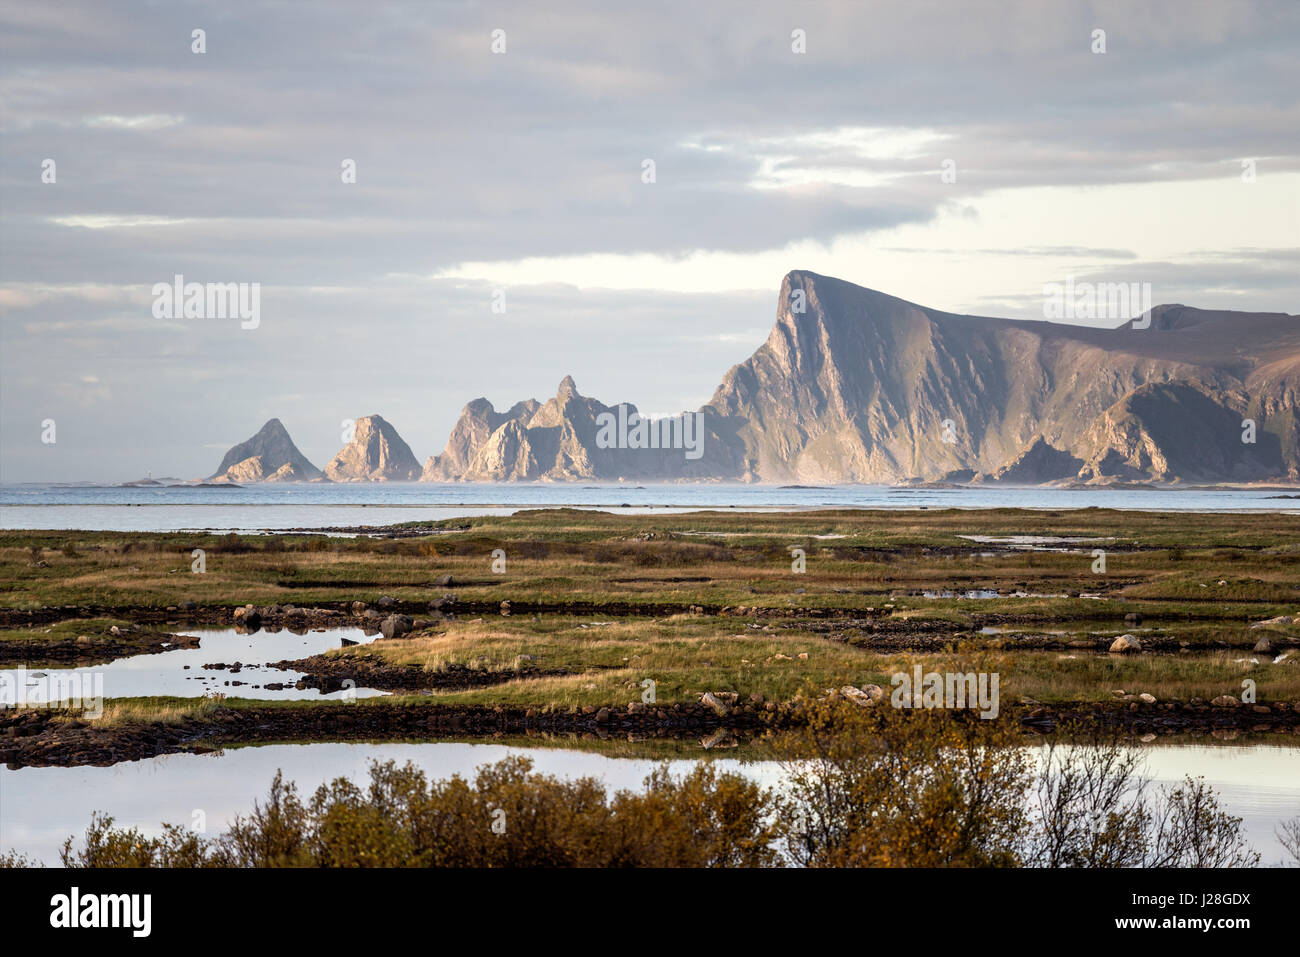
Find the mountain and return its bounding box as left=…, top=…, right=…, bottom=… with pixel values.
left=325, top=414, right=421, bottom=481
left=707, top=271, right=1296, bottom=484
left=425, top=271, right=1299, bottom=485
left=422, top=376, right=724, bottom=482
left=209, top=419, right=323, bottom=483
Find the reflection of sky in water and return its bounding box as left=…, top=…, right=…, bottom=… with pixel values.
left=2, top=741, right=1296, bottom=866
left=0, top=628, right=387, bottom=704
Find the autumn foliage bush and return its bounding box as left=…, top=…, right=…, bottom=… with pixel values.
left=44, top=702, right=1260, bottom=869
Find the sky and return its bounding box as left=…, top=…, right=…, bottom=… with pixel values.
left=1, top=0, right=1297, bottom=482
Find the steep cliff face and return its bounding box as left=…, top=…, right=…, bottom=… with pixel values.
left=425, top=271, right=1300, bottom=484
left=209, top=419, right=322, bottom=482
left=325, top=415, right=421, bottom=481
left=705, top=271, right=1298, bottom=484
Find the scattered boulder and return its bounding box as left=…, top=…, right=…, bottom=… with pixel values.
left=350, top=601, right=367, bottom=616
left=1109, top=634, right=1142, bottom=653
left=500, top=601, right=512, bottom=616
left=1139, top=693, right=1157, bottom=704
left=700, top=692, right=730, bottom=716
left=232, top=605, right=262, bottom=629
left=377, top=596, right=396, bottom=609
left=1211, top=695, right=1239, bottom=708
left=435, top=574, right=455, bottom=587
left=1253, top=637, right=1274, bottom=654
left=840, top=686, right=878, bottom=708
left=1124, top=612, right=1143, bottom=625
left=379, top=614, right=413, bottom=639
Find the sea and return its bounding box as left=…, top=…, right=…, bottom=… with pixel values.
left=2, top=482, right=1298, bottom=533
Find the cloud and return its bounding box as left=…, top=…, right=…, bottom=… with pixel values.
left=1, top=0, right=1297, bottom=480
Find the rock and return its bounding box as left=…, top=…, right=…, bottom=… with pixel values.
left=109, top=625, right=122, bottom=636
left=324, top=414, right=421, bottom=482
left=76, top=635, right=91, bottom=646
left=379, top=614, right=413, bottom=639
left=840, top=686, right=878, bottom=708
left=858, top=683, right=885, bottom=703
left=595, top=708, right=612, bottom=723
left=1139, top=693, right=1157, bottom=704
left=1124, top=612, right=1142, bottom=625
left=179, top=600, right=197, bottom=611
left=208, top=419, right=323, bottom=483
left=377, top=596, right=396, bottom=609
left=429, top=595, right=455, bottom=612
left=1253, top=637, right=1274, bottom=654
left=700, top=692, right=730, bottom=716
left=500, top=601, right=512, bottom=616
left=1211, top=695, right=1239, bottom=708
left=1251, top=615, right=1293, bottom=629
left=434, top=574, right=455, bottom=587
left=1109, top=634, right=1142, bottom=653
left=350, top=601, right=367, bottom=615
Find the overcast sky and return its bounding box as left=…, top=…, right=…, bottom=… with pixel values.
left=2, top=0, right=1297, bottom=482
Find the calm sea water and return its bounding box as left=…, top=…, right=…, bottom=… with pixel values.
left=2, top=483, right=1297, bottom=532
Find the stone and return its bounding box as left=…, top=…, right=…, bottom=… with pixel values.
left=1211, top=695, right=1238, bottom=708
left=1253, top=637, right=1273, bottom=654
left=379, top=614, right=413, bottom=639
left=435, top=574, right=455, bottom=587
left=700, top=692, right=730, bottom=716
left=858, top=683, right=885, bottom=703
left=1109, top=634, right=1142, bottom=653
left=1139, top=693, right=1157, bottom=704
left=840, top=686, right=878, bottom=708
left=1251, top=615, right=1293, bottom=629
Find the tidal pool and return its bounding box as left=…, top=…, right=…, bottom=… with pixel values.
left=0, top=626, right=388, bottom=704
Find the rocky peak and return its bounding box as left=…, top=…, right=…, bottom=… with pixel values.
left=209, top=418, right=321, bottom=482
left=325, top=414, right=420, bottom=482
